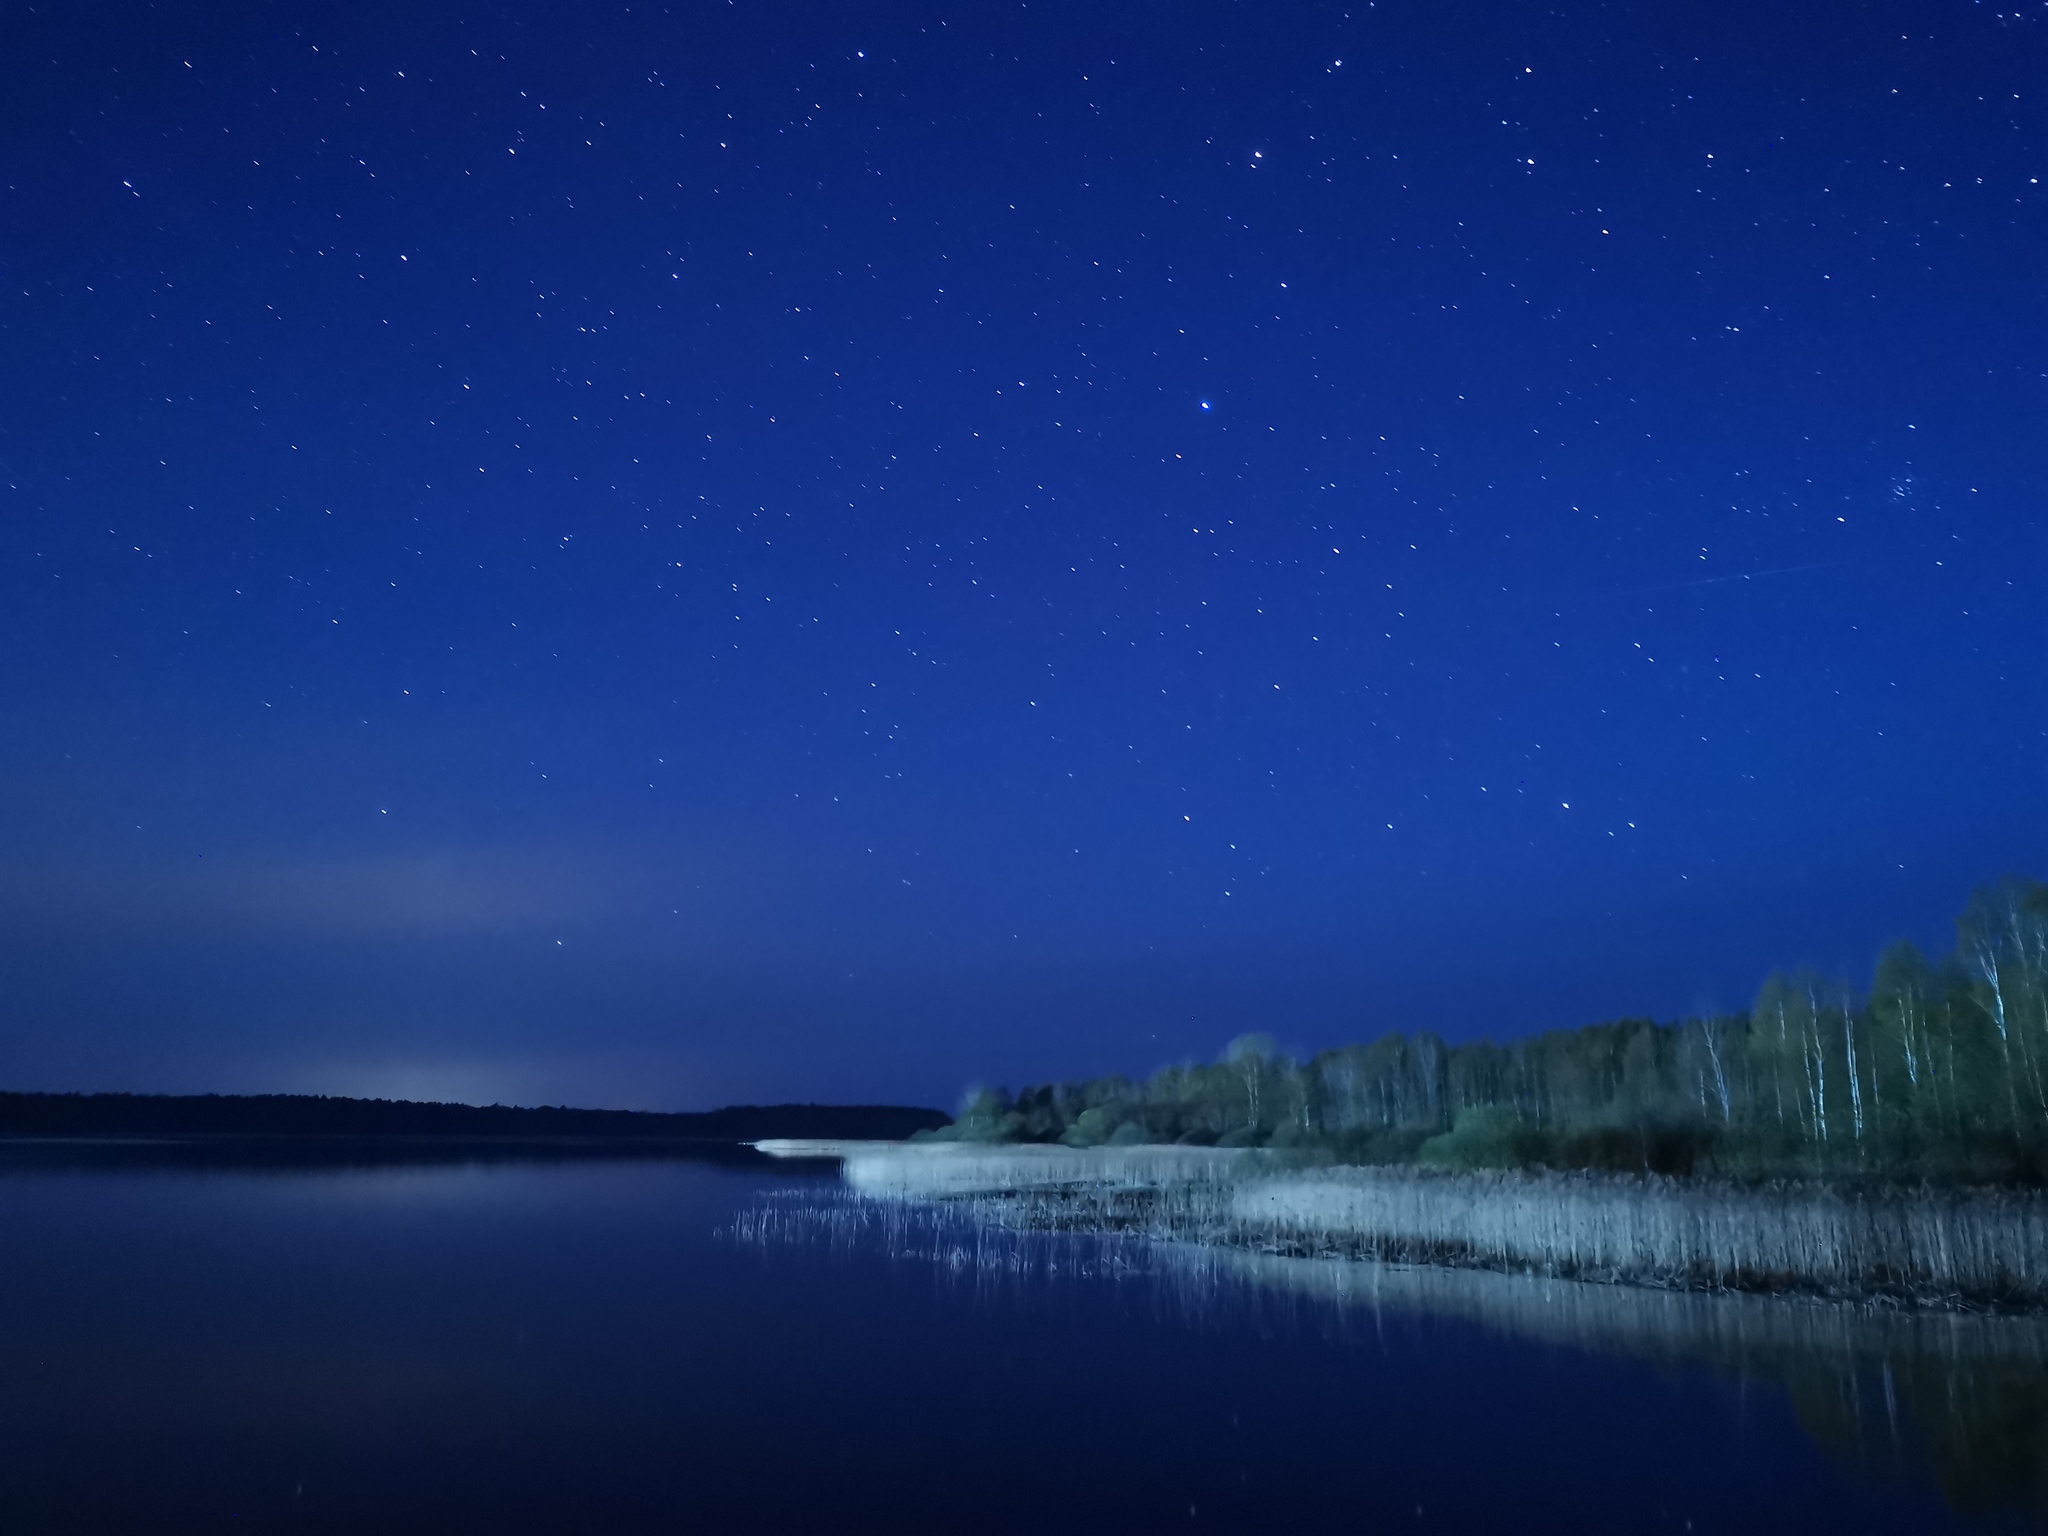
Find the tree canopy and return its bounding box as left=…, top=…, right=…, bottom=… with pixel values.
left=922, top=877, right=2048, bottom=1184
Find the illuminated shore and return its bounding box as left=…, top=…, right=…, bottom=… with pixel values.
left=756, top=1140, right=2048, bottom=1307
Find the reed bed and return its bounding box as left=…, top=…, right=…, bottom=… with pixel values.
left=832, top=1141, right=1248, bottom=1199
left=727, top=1186, right=1158, bottom=1290
left=1235, top=1167, right=2048, bottom=1306
left=793, top=1144, right=2048, bottom=1306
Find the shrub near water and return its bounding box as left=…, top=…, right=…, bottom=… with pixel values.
left=931, top=876, right=2048, bottom=1185
left=1418, top=1107, right=1544, bottom=1171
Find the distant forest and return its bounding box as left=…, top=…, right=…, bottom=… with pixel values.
left=0, top=1094, right=949, bottom=1144
left=931, top=877, right=2048, bottom=1184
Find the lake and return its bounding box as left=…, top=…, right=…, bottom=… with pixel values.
left=0, top=1150, right=2037, bottom=1533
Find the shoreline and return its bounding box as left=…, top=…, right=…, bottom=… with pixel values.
left=756, top=1140, right=2048, bottom=1310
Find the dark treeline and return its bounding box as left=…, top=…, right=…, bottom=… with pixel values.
left=0, top=1093, right=950, bottom=1143
left=933, top=877, right=2048, bottom=1184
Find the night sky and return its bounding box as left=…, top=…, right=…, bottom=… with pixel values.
left=3, top=0, right=2043, bottom=1111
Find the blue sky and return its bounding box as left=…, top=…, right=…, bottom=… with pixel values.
left=2, top=0, right=2043, bottom=1108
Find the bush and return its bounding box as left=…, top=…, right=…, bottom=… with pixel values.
left=1059, top=1105, right=1131, bottom=1147
left=920, top=1087, right=1020, bottom=1143
left=1277, top=1120, right=1340, bottom=1149
left=1326, top=1126, right=1433, bottom=1166
left=1555, top=1124, right=1712, bottom=1176
left=1418, top=1106, right=1544, bottom=1170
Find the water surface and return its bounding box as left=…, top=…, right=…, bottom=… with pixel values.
left=0, top=1153, right=2036, bottom=1532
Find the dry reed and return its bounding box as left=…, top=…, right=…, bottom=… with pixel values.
left=1237, top=1166, right=2048, bottom=1305
left=775, top=1143, right=2048, bottom=1306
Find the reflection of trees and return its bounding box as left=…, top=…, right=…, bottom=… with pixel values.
left=741, top=1184, right=2048, bottom=1522
left=1866, top=1354, right=2048, bottom=1522
left=1781, top=1352, right=2048, bottom=1523
left=1170, top=1245, right=2048, bottom=1524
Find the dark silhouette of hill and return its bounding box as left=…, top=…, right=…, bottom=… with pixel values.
left=0, top=1091, right=948, bottom=1143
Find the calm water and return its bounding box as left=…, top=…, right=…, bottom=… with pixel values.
left=0, top=1152, right=2038, bottom=1534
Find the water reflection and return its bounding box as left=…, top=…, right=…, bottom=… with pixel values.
left=1194, top=1245, right=2048, bottom=1524
left=0, top=1153, right=2029, bottom=1532
left=735, top=1188, right=2048, bottom=1525
left=0, top=1135, right=780, bottom=1173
